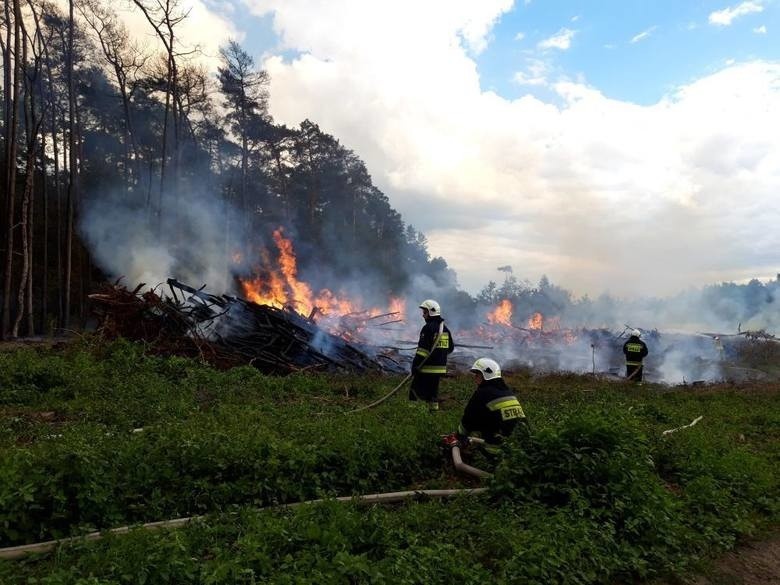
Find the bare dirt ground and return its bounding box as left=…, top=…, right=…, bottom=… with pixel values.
left=0, top=335, right=74, bottom=346
left=696, top=533, right=780, bottom=585
left=653, top=530, right=780, bottom=585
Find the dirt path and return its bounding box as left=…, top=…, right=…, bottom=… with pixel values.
left=0, top=336, right=75, bottom=350
left=655, top=531, right=780, bottom=585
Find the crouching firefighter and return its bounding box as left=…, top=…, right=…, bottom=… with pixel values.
left=410, top=299, right=454, bottom=411
left=443, top=358, right=527, bottom=456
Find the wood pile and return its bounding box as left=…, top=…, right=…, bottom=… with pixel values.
left=89, top=279, right=406, bottom=375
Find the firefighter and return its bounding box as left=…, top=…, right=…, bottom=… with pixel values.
left=410, top=299, right=454, bottom=411
left=443, top=358, right=527, bottom=456
left=623, top=329, right=648, bottom=382
left=714, top=336, right=725, bottom=361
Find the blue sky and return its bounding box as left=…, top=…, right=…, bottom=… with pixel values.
left=474, top=1, right=778, bottom=104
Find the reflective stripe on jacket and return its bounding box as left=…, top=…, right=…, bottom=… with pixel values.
left=412, top=317, right=454, bottom=376
left=622, top=336, right=648, bottom=366
left=459, top=377, right=525, bottom=446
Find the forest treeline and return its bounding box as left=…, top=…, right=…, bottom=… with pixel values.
left=1, top=1, right=777, bottom=340
left=0, top=0, right=456, bottom=339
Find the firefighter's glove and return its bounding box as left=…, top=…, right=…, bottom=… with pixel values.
left=441, top=432, right=460, bottom=449
left=457, top=433, right=470, bottom=447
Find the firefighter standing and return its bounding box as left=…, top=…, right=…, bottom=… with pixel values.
left=623, top=329, right=648, bottom=382
left=444, top=358, right=527, bottom=456
left=410, top=299, right=454, bottom=411
left=714, top=336, right=725, bottom=361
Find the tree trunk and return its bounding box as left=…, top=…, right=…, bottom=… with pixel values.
left=19, top=2, right=45, bottom=337
left=44, top=49, right=64, bottom=329
left=157, top=50, right=172, bottom=236
left=146, top=159, right=154, bottom=227
left=54, top=112, right=63, bottom=328
left=2, top=0, right=22, bottom=339
left=75, top=101, right=85, bottom=325
left=40, top=127, right=48, bottom=333
left=13, top=28, right=34, bottom=338
left=241, top=133, right=248, bottom=220
left=1, top=0, right=13, bottom=254
left=273, top=145, right=289, bottom=220
left=12, top=148, right=34, bottom=338
left=63, top=0, right=76, bottom=329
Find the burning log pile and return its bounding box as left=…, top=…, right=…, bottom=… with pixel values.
left=451, top=321, right=623, bottom=375
left=88, top=272, right=777, bottom=384
left=331, top=311, right=405, bottom=345
left=89, top=279, right=407, bottom=375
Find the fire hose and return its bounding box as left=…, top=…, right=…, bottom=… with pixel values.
left=0, top=486, right=488, bottom=561
left=346, top=321, right=445, bottom=414
left=0, top=441, right=490, bottom=561
left=626, top=363, right=644, bottom=381
left=345, top=372, right=412, bottom=414
left=449, top=437, right=491, bottom=478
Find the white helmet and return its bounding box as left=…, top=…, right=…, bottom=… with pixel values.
left=419, top=299, right=441, bottom=317
left=470, top=358, right=501, bottom=381
left=631, top=329, right=642, bottom=338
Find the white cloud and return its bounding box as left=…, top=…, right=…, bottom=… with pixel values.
left=243, top=1, right=780, bottom=298
left=630, top=26, right=657, bottom=44
left=512, top=58, right=550, bottom=86
left=514, top=31, right=525, bottom=41
left=248, top=0, right=512, bottom=56
left=754, top=24, right=767, bottom=33
left=709, top=1, right=764, bottom=26
left=512, top=72, right=547, bottom=86
left=537, top=28, right=576, bottom=50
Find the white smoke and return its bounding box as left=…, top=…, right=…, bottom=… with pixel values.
left=79, top=189, right=243, bottom=294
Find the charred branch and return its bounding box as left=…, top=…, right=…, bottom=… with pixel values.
left=88, top=279, right=404, bottom=375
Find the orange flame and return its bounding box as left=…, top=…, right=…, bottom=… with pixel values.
left=487, top=299, right=513, bottom=326
left=389, top=297, right=406, bottom=317
left=239, top=228, right=400, bottom=326
left=527, top=312, right=543, bottom=330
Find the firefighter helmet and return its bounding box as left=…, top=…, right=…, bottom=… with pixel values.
left=632, top=329, right=642, bottom=338
left=419, top=299, right=441, bottom=317
left=470, top=358, right=501, bottom=381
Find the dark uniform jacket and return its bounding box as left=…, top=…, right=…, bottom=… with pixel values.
left=412, top=316, right=454, bottom=375
left=458, top=378, right=525, bottom=445
left=622, top=335, right=648, bottom=365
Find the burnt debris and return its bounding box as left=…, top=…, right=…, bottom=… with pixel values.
left=89, top=279, right=407, bottom=375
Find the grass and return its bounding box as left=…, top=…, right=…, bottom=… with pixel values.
left=0, top=337, right=778, bottom=584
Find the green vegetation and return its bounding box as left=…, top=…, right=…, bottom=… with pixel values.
left=0, top=339, right=778, bottom=584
